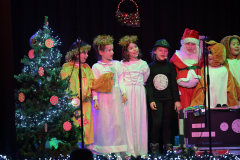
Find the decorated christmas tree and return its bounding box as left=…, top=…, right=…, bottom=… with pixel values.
left=14, top=16, right=81, bottom=159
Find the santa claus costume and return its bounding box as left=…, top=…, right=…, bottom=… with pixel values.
left=170, top=28, right=204, bottom=109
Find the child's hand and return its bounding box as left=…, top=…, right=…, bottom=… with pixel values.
left=174, top=101, right=182, bottom=112
left=150, top=102, right=157, bottom=110
left=94, top=99, right=99, bottom=110
left=111, top=72, right=115, bottom=78
left=122, top=93, right=128, bottom=103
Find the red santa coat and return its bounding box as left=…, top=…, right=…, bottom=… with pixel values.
left=170, top=51, right=204, bottom=109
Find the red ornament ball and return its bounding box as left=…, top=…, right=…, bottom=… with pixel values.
left=38, top=67, right=44, bottom=76
left=18, top=92, right=25, bottom=102
left=45, top=39, right=54, bottom=48
left=28, top=49, right=35, bottom=59
left=63, top=121, right=72, bottom=131
left=50, top=95, right=59, bottom=105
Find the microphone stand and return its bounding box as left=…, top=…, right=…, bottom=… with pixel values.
left=77, top=37, right=84, bottom=149
left=201, top=37, right=213, bottom=156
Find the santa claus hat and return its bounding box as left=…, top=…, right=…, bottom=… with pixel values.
left=181, top=28, right=200, bottom=45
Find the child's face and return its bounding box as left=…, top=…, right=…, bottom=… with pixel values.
left=184, top=42, right=197, bottom=54
left=154, top=47, right=168, bottom=61
left=230, top=39, right=240, bottom=57
left=100, top=44, right=114, bottom=61
left=208, top=54, right=214, bottom=65
left=80, top=51, right=88, bottom=63
left=127, top=42, right=139, bottom=59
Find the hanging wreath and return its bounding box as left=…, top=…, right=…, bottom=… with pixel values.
left=115, top=0, right=141, bottom=27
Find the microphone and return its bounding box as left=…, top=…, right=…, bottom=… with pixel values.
left=77, top=37, right=82, bottom=48
left=200, top=36, right=211, bottom=42
left=201, top=36, right=211, bottom=56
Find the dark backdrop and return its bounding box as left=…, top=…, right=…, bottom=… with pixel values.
left=11, top=0, right=240, bottom=75
left=1, top=0, right=240, bottom=159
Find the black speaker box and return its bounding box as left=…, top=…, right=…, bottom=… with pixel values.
left=178, top=109, right=240, bottom=148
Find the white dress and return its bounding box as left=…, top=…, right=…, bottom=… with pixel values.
left=227, top=59, right=240, bottom=104
left=228, top=59, right=240, bottom=83
left=121, top=59, right=150, bottom=156
left=90, top=60, right=127, bottom=154
left=205, top=66, right=228, bottom=108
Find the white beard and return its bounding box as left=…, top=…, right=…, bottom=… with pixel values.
left=179, top=46, right=201, bottom=65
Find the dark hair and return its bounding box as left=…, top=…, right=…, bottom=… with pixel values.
left=122, top=41, right=142, bottom=62
left=69, top=41, right=88, bottom=61
left=70, top=148, right=94, bottom=160
left=229, top=37, right=240, bottom=45
left=150, top=45, right=170, bottom=61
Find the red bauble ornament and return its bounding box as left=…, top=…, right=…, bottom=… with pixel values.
left=18, top=92, right=25, bottom=102
left=63, top=121, right=72, bottom=131
left=50, top=96, right=59, bottom=105
left=28, top=49, right=35, bottom=59
left=38, top=67, right=44, bottom=76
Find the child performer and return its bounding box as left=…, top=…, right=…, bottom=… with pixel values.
left=90, top=35, right=128, bottom=156
left=118, top=35, right=150, bottom=158
left=191, top=41, right=239, bottom=108
left=145, top=39, right=182, bottom=154
left=61, top=41, right=113, bottom=147
left=221, top=35, right=240, bottom=103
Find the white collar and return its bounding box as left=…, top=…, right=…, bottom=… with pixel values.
left=98, top=60, right=113, bottom=65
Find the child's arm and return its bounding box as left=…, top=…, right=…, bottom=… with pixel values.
left=169, top=62, right=181, bottom=111
left=232, top=74, right=240, bottom=100
left=142, top=61, right=150, bottom=83
left=117, top=62, right=127, bottom=103
left=92, top=64, right=100, bottom=110
left=60, top=63, right=71, bottom=79
left=145, top=66, right=156, bottom=110
left=190, top=68, right=205, bottom=107
left=226, top=68, right=239, bottom=106
left=224, top=61, right=240, bottom=101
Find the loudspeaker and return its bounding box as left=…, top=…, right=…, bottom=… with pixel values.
left=179, top=109, right=240, bottom=148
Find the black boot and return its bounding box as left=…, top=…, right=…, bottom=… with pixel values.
left=164, top=143, right=173, bottom=155
left=150, top=143, right=159, bottom=154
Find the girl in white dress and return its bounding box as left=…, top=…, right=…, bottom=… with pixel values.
left=119, top=35, right=150, bottom=158
left=90, top=35, right=128, bottom=157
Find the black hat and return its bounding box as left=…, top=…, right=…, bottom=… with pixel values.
left=154, top=39, right=172, bottom=50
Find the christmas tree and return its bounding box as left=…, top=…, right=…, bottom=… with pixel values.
left=14, top=16, right=81, bottom=159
